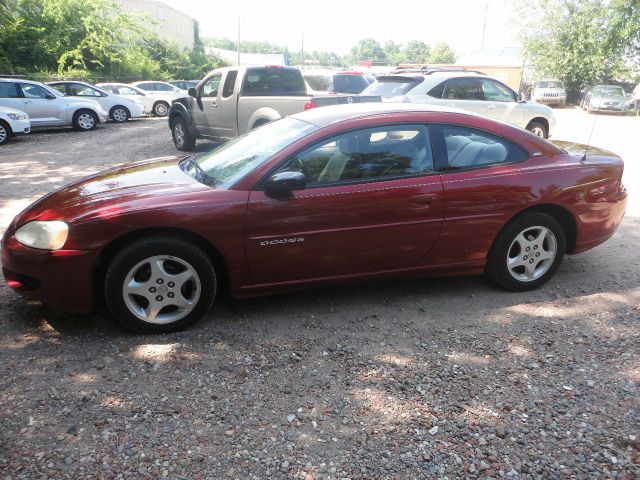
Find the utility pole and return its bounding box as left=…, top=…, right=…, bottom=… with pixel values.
left=301, top=33, right=304, bottom=67
left=237, top=16, right=241, bottom=66
left=481, top=4, right=489, bottom=51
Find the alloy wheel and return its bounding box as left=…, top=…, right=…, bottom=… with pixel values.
left=506, top=226, right=557, bottom=282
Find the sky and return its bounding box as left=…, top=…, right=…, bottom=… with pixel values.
left=161, top=0, right=520, bottom=57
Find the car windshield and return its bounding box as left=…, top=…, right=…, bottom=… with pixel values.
left=183, top=118, right=318, bottom=188
left=593, top=86, right=625, bottom=97
left=537, top=81, right=564, bottom=88
left=362, top=76, right=422, bottom=98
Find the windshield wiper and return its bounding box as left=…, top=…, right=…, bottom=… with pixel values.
left=183, top=156, right=213, bottom=185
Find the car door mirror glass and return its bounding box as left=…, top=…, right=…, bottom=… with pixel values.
left=264, top=171, right=306, bottom=197
left=188, top=87, right=197, bottom=97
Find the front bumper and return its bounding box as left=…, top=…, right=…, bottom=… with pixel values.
left=1, top=235, right=97, bottom=313
left=534, top=97, right=566, bottom=105
left=11, top=118, right=31, bottom=136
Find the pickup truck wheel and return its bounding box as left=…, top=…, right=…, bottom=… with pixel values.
left=0, top=120, right=11, bottom=145
left=153, top=101, right=169, bottom=117
left=172, top=117, right=196, bottom=151
left=73, top=110, right=98, bottom=131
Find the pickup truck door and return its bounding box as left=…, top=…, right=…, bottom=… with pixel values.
left=192, top=73, right=222, bottom=138
left=210, top=70, right=239, bottom=141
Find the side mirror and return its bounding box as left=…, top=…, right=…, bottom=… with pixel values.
left=518, top=92, right=526, bottom=102
left=264, top=171, right=306, bottom=197
left=45, top=93, right=56, bottom=100
left=188, top=87, right=197, bottom=97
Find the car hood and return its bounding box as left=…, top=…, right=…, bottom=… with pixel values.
left=14, top=156, right=218, bottom=226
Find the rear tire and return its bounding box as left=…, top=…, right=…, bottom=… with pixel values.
left=171, top=116, right=196, bottom=151
left=104, top=236, right=216, bottom=333
left=153, top=101, right=169, bottom=117
left=0, top=120, right=11, bottom=145
left=486, top=212, right=565, bottom=291
left=73, top=109, right=98, bottom=131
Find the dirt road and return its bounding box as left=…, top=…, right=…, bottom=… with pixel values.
left=0, top=112, right=638, bottom=479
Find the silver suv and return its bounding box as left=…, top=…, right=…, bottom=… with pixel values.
left=531, top=79, right=567, bottom=107
left=361, top=69, right=556, bottom=138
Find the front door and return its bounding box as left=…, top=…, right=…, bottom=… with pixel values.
left=210, top=70, right=239, bottom=141
left=441, top=77, right=487, bottom=116
left=19, top=83, right=64, bottom=126
left=479, top=78, right=525, bottom=127
left=192, top=73, right=222, bottom=138
left=245, top=124, right=444, bottom=285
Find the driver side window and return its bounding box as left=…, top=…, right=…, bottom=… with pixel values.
left=201, top=74, right=222, bottom=98
left=481, top=79, right=516, bottom=102
left=278, top=125, right=433, bottom=187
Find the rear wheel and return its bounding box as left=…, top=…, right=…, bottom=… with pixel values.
left=111, top=106, right=130, bottom=123
left=73, top=110, right=98, bottom=131
left=0, top=120, right=11, bottom=145
left=526, top=121, right=548, bottom=138
left=153, top=101, right=169, bottom=117
left=104, top=236, right=216, bottom=333
left=486, top=212, right=565, bottom=291
left=171, top=116, right=196, bottom=151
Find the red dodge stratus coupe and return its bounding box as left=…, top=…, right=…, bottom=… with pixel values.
left=1, top=104, right=627, bottom=333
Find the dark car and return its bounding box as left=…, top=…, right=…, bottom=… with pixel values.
left=2, top=104, right=627, bottom=333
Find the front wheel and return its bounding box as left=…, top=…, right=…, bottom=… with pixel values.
left=486, top=212, right=566, bottom=291
left=526, top=121, right=548, bottom=138
left=0, top=120, right=11, bottom=145
left=111, top=106, right=130, bottom=123
left=104, top=237, right=217, bottom=333
left=73, top=110, right=98, bottom=131
left=171, top=116, right=196, bottom=151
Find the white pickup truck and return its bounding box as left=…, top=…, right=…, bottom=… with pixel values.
left=168, top=65, right=380, bottom=151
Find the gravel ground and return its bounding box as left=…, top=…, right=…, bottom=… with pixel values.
left=0, top=112, right=639, bottom=479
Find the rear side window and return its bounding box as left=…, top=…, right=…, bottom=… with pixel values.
left=222, top=70, right=238, bottom=98
left=154, top=83, right=174, bottom=91
left=304, top=74, right=332, bottom=91
left=332, top=75, right=369, bottom=94
left=427, top=81, right=446, bottom=98
left=137, top=83, right=154, bottom=91
left=101, top=85, right=118, bottom=94
left=443, top=78, right=484, bottom=100
left=0, top=82, right=19, bottom=98
left=363, top=76, right=423, bottom=99
left=441, top=125, right=528, bottom=169
left=242, top=68, right=307, bottom=96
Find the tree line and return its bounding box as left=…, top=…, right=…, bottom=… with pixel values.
left=206, top=37, right=457, bottom=67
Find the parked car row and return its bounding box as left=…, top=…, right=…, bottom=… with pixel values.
left=580, top=84, right=633, bottom=114
left=0, top=77, right=195, bottom=145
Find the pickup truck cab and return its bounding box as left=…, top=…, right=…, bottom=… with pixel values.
left=169, top=66, right=310, bottom=151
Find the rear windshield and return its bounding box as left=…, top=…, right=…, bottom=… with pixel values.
left=304, top=74, right=332, bottom=91
left=362, top=76, right=423, bottom=98
left=332, top=75, right=370, bottom=94
left=242, top=68, right=307, bottom=96
left=536, top=81, right=564, bottom=88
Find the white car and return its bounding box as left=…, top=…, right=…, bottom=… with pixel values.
left=47, top=81, right=145, bottom=122
left=0, top=105, right=30, bottom=145
left=96, top=83, right=175, bottom=117
left=362, top=70, right=556, bottom=138
left=130, top=81, right=187, bottom=101
left=0, top=79, right=108, bottom=131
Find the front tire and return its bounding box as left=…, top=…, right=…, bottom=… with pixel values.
left=104, top=236, right=216, bottom=333
left=526, top=121, right=548, bottom=138
left=171, top=116, right=196, bottom=151
left=111, top=106, right=130, bottom=123
left=0, top=120, right=11, bottom=145
left=153, top=101, right=169, bottom=117
left=73, top=110, right=98, bottom=131
left=486, top=212, right=565, bottom=291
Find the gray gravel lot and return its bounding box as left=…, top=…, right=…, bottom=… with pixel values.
left=0, top=111, right=639, bottom=479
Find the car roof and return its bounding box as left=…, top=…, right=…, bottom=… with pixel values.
left=291, top=102, right=479, bottom=127
left=0, top=78, right=44, bottom=85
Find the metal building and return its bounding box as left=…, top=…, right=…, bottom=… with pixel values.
left=114, top=0, right=195, bottom=51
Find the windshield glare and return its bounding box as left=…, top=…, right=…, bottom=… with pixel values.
left=363, top=77, right=421, bottom=98
left=185, top=118, right=318, bottom=188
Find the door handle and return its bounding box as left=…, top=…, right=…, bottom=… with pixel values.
left=211, top=103, right=217, bottom=109
left=24, top=100, right=33, bottom=105
left=411, top=194, right=437, bottom=207
left=487, top=104, right=497, bottom=110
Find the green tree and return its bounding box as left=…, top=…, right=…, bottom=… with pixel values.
left=350, top=38, right=387, bottom=65
left=519, top=0, right=640, bottom=99
left=402, top=40, right=430, bottom=64
left=383, top=40, right=402, bottom=65
left=429, top=41, right=456, bottom=64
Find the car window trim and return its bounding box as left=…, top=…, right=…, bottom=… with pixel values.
left=254, top=122, right=440, bottom=191
left=430, top=122, right=530, bottom=173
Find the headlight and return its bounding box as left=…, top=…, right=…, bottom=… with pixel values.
left=7, top=113, right=28, bottom=120
left=15, top=221, right=69, bottom=250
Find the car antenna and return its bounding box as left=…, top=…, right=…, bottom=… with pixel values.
left=582, top=87, right=605, bottom=162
